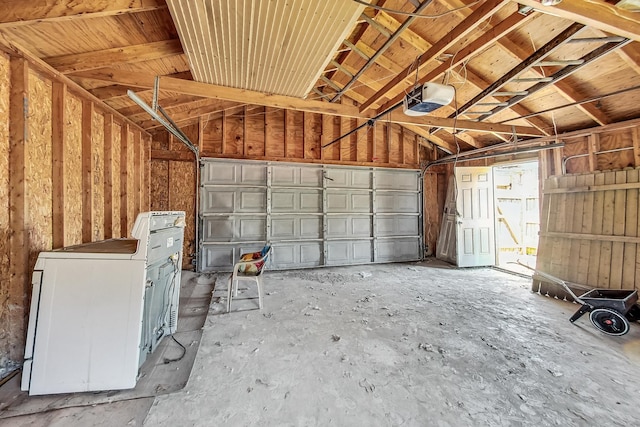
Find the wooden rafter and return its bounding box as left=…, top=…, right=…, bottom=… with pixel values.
left=377, top=10, right=534, bottom=112
left=359, top=0, right=511, bottom=112
left=72, top=67, right=544, bottom=137
left=497, top=37, right=612, bottom=125
left=330, top=0, right=435, bottom=102
left=471, top=35, right=630, bottom=124
left=0, top=0, right=166, bottom=28
left=451, top=23, right=586, bottom=118
left=514, top=0, right=640, bottom=42
left=46, top=40, right=183, bottom=74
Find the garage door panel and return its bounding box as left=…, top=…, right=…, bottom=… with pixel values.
left=326, top=240, right=372, bottom=265
left=202, top=216, right=266, bottom=241
left=376, top=170, right=419, bottom=191
left=327, top=191, right=370, bottom=212
left=240, top=191, right=267, bottom=211
left=271, top=165, right=322, bottom=187
left=376, top=238, right=421, bottom=262
left=202, top=188, right=235, bottom=213
left=272, top=242, right=322, bottom=269
left=326, top=216, right=371, bottom=238
left=325, top=168, right=371, bottom=188
left=376, top=193, right=418, bottom=213
left=376, top=216, right=419, bottom=236
left=202, top=161, right=266, bottom=185
left=202, top=188, right=266, bottom=213
left=271, top=189, right=321, bottom=212
left=201, top=243, right=269, bottom=271
left=271, top=216, right=322, bottom=240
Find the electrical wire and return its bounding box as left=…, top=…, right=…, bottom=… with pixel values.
left=163, top=335, right=187, bottom=364
left=352, top=0, right=481, bottom=18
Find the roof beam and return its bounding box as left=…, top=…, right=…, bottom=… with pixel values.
left=47, top=40, right=183, bottom=73
left=377, top=9, right=534, bottom=112
left=360, top=0, right=510, bottom=112
left=498, top=37, right=613, bottom=125
left=330, top=0, right=435, bottom=102
left=513, top=0, right=640, bottom=43
left=74, top=67, right=544, bottom=136
left=452, top=23, right=585, bottom=117
left=0, top=0, right=166, bottom=28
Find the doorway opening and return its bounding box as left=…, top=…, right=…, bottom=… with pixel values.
left=493, top=161, right=540, bottom=274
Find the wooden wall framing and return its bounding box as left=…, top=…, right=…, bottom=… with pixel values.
left=0, top=45, right=151, bottom=373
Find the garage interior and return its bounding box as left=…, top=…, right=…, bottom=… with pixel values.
left=2, top=0, right=640, bottom=425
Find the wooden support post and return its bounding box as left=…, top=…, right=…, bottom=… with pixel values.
left=120, top=123, right=129, bottom=236
left=221, top=110, right=227, bottom=155
left=284, top=109, right=291, bottom=158
left=8, top=57, right=29, bottom=362
left=302, top=111, right=308, bottom=160
left=134, top=131, right=141, bottom=216
left=632, top=127, right=640, bottom=167
left=553, top=146, right=563, bottom=176
left=103, top=114, right=113, bottom=238
left=399, top=127, right=405, bottom=165
left=81, top=100, right=93, bottom=243
left=243, top=105, right=248, bottom=156
left=51, top=81, right=66, bottom=248
left=588, top=133, right=599, bottom=171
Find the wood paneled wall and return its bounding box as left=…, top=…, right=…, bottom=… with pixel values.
left=192, top=107, right=422, bottom=167
left=0, top=49, right=151, bottom=373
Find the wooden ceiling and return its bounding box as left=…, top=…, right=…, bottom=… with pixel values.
left=1, top=0, right=640, bottom=153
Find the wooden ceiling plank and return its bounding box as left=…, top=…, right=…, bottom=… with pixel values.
left=514, top=0, right=640, bottom=43
left=46, top=40, right=184, bottom=74
left=0, top=0, right=167, bottom=28
left=72, top=67, right=543, bottom=136
left=359, top=0, right=511, bottom=113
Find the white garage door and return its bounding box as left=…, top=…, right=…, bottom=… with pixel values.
left=199, top=159, right=422, bottom=271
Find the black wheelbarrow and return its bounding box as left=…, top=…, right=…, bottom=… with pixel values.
left=517, top=262, right=640, bottom=336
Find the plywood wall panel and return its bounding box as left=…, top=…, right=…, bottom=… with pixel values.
left=92, top=110, right=105, bottom=241
left=265, top=107, right=284, bottom=158
left=151, top=160, right=169, bottom=211
left=64, top=93, right=83, bottom=246
left=169, top=161, right=195, bottom=268
left=375, top=123, right=389, bottom=164
left=597, top=131, right=635, bottom=170
left=201, top=115, right=223, bottom=155
left=225, top=114, right=244, bottom=156
left=389, top=124, right=402, bottom=164
left=246, top=107, right=265, bottom=157
left=26, top=72, right=53, bottom=268
left=288, top=110, right=304, bottom=159
left=303, top=112, right=321, bottom=160
left=0, top=53, right=10, bottom=369
left=112, top=124, right=122, bottom=238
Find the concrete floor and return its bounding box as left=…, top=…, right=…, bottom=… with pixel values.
left=3, top=260, right=640, bottom=426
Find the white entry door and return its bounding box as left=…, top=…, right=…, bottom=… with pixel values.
left=455, top=166, right=495, bottom=267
